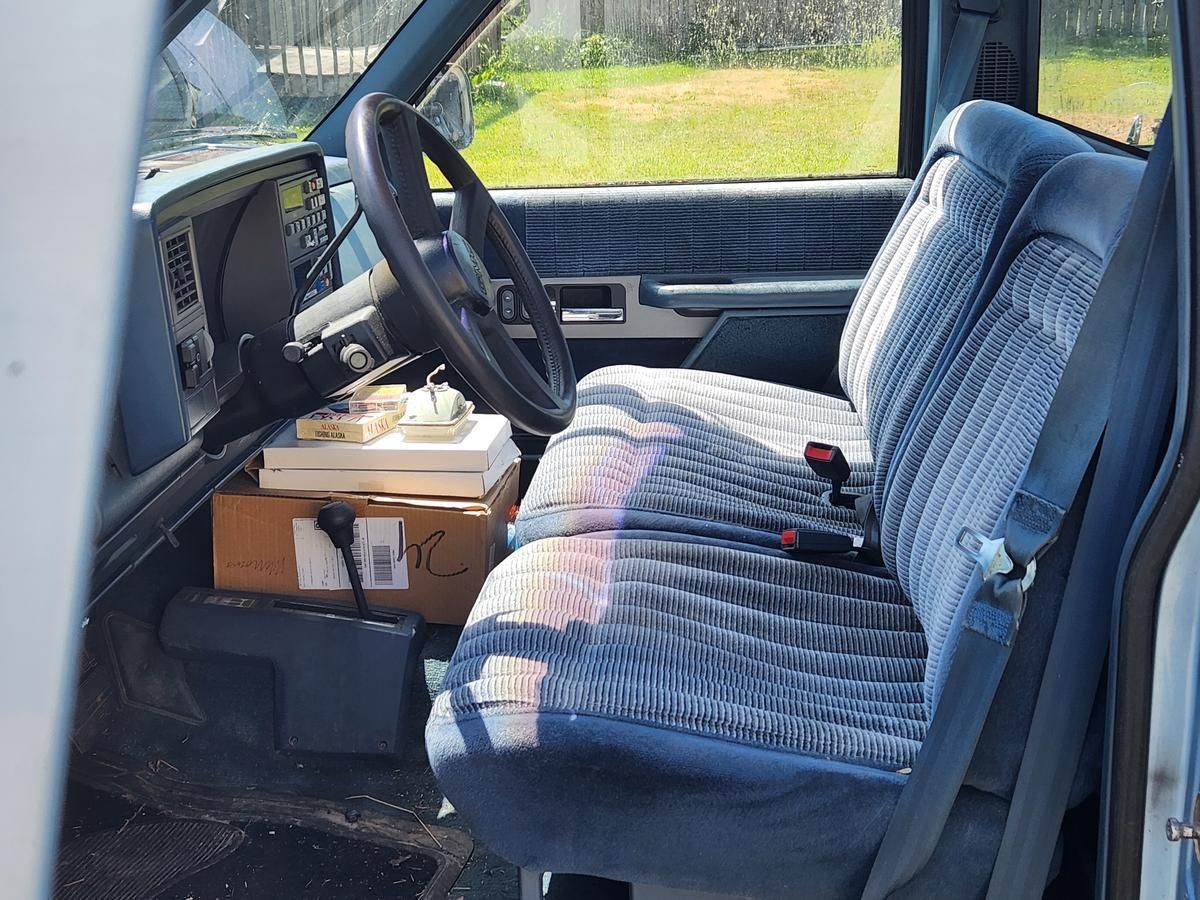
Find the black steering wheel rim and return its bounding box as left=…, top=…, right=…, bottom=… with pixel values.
left=345, top=91, right=576, bottom=435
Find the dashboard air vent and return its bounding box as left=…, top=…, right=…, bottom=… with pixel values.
left=163, top=229, right=200, bottom=316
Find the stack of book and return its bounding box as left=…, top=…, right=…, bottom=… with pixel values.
left=259, top=414, right=518, bottom=499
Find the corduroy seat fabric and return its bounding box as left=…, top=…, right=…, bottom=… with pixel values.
left=515, top=101, right=1091, bottom=548
left=437, top=537, right=927, bottom=768
left=428, top=155, right=1145, bottom=899
left=520, top=366, right=873, bottom=541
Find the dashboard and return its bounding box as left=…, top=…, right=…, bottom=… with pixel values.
left=119, top=143, right=340, bottom=474
left=96, top=143, right=342, bottom=598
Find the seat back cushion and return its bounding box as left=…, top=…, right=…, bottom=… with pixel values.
left=839, top=101, right=1091, bottom=506
left=878, top=154, right=1145, bottom=712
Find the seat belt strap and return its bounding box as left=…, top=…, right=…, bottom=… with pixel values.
left=986, top=125, right=1178, bottom=899
left=861, top=109, right=1175, bottom=900
left=861, top=574, right=1026, bottom=900
left=929, top=0, right=1001, bottom=139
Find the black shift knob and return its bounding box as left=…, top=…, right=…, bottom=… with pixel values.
left=316, top=501, right=357, bottom=550
left=316, top=501, right=372, bottom=621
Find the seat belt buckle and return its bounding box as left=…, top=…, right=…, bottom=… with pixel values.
left=780, top=527, right=857, bottom=555
left=781, top=528, right=801, bottom=551
left=955, top=527, right=1036, bottom=590
left=804, top=442, right=858, bottom=509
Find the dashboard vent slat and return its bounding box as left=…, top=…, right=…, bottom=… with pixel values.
left=162, top=229, right=200, bottom=316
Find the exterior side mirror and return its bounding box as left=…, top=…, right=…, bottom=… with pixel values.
left=418, top=63, right=475, bottom=151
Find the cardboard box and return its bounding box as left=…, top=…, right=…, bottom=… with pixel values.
left=212, top=461, right=518, bottom=625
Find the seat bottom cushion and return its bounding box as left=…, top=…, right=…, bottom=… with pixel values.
left=427, top=535, right=1005, bottom=898
left=513, top=366, right=874, bottom=547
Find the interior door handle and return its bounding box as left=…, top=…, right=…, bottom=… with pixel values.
left=560, top=308, right=624, bottom=323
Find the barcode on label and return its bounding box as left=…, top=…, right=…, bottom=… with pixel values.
left=371, top=545, right=393, bottom=585
left=293, top=516, right=408, bottom=592
left=349, top=522, right=365, bottom=576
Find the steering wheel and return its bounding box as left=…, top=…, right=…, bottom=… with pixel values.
left=345, top=92, right=576, bottom=435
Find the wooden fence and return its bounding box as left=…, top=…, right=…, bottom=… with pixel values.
left=1040, top=0, right=1168, bottom=39
left=527, top=0, right=902, bottom=53
left=216, top=0, right=421, bottom=98
left=207, top=0, right=1169, bottom=101
left=523, top=0, right=1167, bottom=52
left=459, top=15, right=505, bottom=74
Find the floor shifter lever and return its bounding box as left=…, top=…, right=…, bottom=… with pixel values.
left=317, top=501, right=373, bottom=620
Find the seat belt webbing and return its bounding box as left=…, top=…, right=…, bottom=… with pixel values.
left=861, top=109, right=1175, bottom=900
left=986, top=125, right=1178, bottom=898
left=928, top=0, right=1000, bottom=140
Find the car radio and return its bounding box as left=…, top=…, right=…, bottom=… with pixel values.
left=279, top=171, right=335, bottom=306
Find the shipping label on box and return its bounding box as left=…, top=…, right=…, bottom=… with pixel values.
left=212, top=462, right=518, bottom=625
left=291, top=517, right=410, bottom=590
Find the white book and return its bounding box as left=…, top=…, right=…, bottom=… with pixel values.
left=258, top=442, right=520, bottom=499
left=264, top=414, right=512, bottom=473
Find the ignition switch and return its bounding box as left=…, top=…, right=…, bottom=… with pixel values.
left=340, top=342, right=374, bottom=374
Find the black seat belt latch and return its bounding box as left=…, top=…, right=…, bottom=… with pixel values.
left=804, top=441, right=859, bottom=509
left=780, top=527, right=856, bottom=555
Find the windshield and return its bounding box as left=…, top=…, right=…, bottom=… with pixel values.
left=143, top=0, right=421, bottom=158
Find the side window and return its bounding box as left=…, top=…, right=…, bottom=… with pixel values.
left=1038, top=0, right=1171, bottom=146
left=440, top=0, right=904, bottom=187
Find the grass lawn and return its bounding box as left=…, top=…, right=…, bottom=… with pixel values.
left=453, top=61, right=902, bottom=188
left=1039, top=47, right=1171, bottom=145
left=430, top=45, right=1167, bottom=189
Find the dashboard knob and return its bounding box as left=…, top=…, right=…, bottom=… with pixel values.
left=282, top=341, right=307, bottom=363
left=340, top=343, right=374, bottom=374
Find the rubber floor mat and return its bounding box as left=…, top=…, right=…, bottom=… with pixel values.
left=56, top=783, right=442, bottom=900
left=103, top=613, right=205, bottom=725
left=56, top=821, right=243, bottom=900
left=163, top=822, right=439, bottom=899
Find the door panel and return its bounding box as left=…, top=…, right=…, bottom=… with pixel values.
left=683, top=310, right=848, bottom=391
left=506, top=179, right=908, bottom=280
left=330, top=170, right=908, bottom=385
left=495, top=276, right=711, bottom=340
left=490, top=178, right=908, bottom=381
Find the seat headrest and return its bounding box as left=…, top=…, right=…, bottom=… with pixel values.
left=1018, top=153, right=1146, bottom=262
left=931, top=100, right=1092, bottom=187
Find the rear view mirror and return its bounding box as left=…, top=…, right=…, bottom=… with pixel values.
left=418, top=63, right=475, bottom=151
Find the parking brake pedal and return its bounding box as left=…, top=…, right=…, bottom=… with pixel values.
left=160, top=503, right=425, bottom=756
